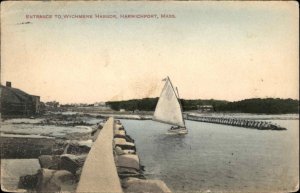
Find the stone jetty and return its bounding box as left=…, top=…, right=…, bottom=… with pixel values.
left=76, top=117, right=123, bottom=193
left=77, top=117, right=172, bottom=193
left=186, top=114, right=286, bottom=130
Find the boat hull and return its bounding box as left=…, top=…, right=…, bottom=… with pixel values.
left=167, top=127, right=188, bottom=135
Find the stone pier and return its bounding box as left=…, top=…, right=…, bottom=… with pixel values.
left=76, top=117, right=123, bottom=193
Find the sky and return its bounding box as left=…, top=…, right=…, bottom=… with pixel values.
left=1, top=1, right=299, bottom=103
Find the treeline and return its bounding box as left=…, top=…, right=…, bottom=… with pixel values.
left=106, top=98, right=227, bottom=112
left=106, top=98, right=159, bottom=111
left=214, top=98, right=299, bottom=114
left=106, top=97, right=299, bottom=114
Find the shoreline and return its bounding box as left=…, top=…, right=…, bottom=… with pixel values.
left=48, top=111, right=300, bottom=120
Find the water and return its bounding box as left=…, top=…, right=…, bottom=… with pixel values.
left=121, top=117, right=299, bottom=193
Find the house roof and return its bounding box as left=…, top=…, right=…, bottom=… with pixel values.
left=0, top=85, right=34, bottom=104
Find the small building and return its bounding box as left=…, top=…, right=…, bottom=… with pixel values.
left=94, top=102, right=106, bottom=107
left=197, top=105, right=214, bottom=112
left=93, top=102, right=111, bottom=111
left=0, top=81, right=40, bottom=117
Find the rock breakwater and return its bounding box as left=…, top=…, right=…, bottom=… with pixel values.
left=113, top=119, right=172, bottom=193
left=187, top=114, right=286, bottom=130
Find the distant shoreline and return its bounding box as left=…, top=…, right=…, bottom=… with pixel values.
left=47, top=110, right=300, bottom=121
left=105, top=98, right=299, bottom=115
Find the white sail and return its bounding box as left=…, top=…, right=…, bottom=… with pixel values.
left=153, top=77, right=185, bottom=127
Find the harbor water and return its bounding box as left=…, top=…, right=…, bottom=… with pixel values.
left=122, top=116, right=299, bottom=193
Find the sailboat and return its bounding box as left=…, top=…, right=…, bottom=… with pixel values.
left=153, top=76, right=188, bottom=135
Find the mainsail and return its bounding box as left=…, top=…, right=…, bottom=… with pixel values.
left=153, top=77, right=185, bottom=127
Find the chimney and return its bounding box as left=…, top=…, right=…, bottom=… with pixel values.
left=6, top=81, right=12, bottom=87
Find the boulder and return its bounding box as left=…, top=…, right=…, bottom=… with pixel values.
left=114, top=138, right=135, bottom=147
left=36, top=169, right=77, bottom=192
left=115, top=124, right=125, bottom=130
left=77, top=139, right=93, bottom=148
left=92, top=129, right=101, bottom=141
left=125, top=135, right=135, bottom=143
left=117, top=167, right=143, bottom=179
left=123, top=149, right=135, bottom=154
left=115, top=146, right=135, bottom=155
left=116, top=144, right=136, bottom=151
left=116, top=154, right=140, bottom=170
left=75, top=168, right=82, bottom=182
left=115, top=146, right=125, bottom=155
left=115, top=130, right=126, bottom=136
left=114, top=138, right=136, bottom=152
left=123, top=178, right=172, bottom=193
left=18, top=174, right=38, bottom=190
left=38, top=155, right=61, bottom=169
left=52, top=140, right=68, bottom=155
left=117, top=167, right=140, bottom=175
left=114, top=134, right=135, bottom=143
left=60, top=154, right=87, bottom=174
left=64, top=141, right=91, bottom=155
left=90, top=125, right=99, bottom=134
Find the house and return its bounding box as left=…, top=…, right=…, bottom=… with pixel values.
left=0, top=81, right=41, bottom=117
left=197, top=105, right=214, bottom=112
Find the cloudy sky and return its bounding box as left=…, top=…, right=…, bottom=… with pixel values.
left=1, top=1, right=298, bottom=103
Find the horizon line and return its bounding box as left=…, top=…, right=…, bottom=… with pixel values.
left=55, top=97, right=299, bottom=105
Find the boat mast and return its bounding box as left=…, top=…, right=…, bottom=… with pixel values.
left=176, top=86, right=186, bottom=126
left=167, top=76, right=186, bottom=127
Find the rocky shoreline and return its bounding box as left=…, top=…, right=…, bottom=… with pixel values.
left=1, top=121, right=102, bottom=192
